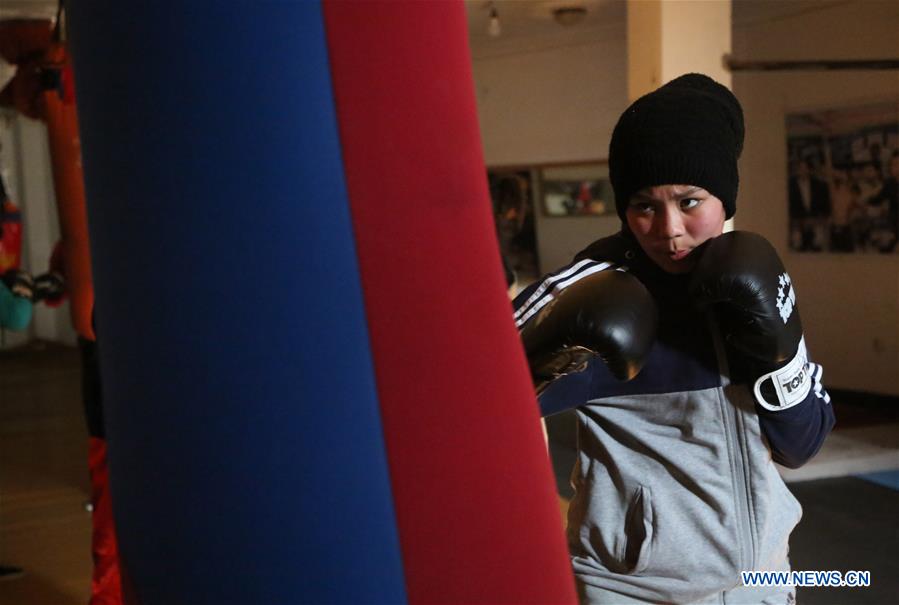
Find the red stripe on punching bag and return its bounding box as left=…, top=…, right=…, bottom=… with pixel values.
left=322, top=2, right=576, bottom=603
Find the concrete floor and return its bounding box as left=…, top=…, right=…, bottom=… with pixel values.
left=789, top=476, right=899, bottom=604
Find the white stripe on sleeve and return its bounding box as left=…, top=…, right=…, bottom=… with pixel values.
left=514, top=261, right=614, bottom=329
left=810, top=362, right=831, bottom=404
left=513, top=259, right=601, bottom=322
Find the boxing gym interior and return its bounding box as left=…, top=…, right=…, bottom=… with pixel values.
left=1, top=1, right=898, bottom=604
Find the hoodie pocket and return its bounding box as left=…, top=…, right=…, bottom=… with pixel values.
left=620, top=485, right=654, bottom=574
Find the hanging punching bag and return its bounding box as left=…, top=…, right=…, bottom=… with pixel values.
left=67, top=2, right=576, bottom=604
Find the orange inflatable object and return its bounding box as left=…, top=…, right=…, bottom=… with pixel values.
left=1, top=19, right=115, bottom=604
left=41, top=43, right=94, bottom=340
left=0, top=20, right=95, bottom=339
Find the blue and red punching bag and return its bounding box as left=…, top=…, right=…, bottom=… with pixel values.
left=67, top=2, right=576, bottom=604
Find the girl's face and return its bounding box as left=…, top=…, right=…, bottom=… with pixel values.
left=625, top=184, right=726, bottom=274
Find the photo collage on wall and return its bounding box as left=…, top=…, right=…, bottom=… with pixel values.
left=786, top=100, right=899, bottom=254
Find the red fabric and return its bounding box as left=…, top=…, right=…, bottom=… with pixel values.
left=322, top=2, right=576, bottom=603
left=48, top=240, right=64, bottom=275
left=0, top=19, right=53, bottom=65
left=0, top=200, right=22, bottom=272
left=41, top=240, right=67, bottom=307
left=0, top=57, right=43, bottom=119
left=0, top=21, right=53, bottom=118
left=88, top=437, right=123, bottom=605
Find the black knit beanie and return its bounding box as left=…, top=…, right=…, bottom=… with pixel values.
left=609, top=73, right=744, bottom=221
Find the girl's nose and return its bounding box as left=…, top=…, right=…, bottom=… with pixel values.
left=655, top=204, right=685, bottom=239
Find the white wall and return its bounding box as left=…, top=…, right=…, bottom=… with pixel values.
left=733, top=0, right=899, bottom=395
left=1, top=110, right=77, bottom=347
left=471, top=32, right=628, bottom=273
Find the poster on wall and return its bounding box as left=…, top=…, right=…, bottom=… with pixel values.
left=487, top=168, right=539, bottom=284
left=540, top=163, right=615, bottom=218
left=786, top=100, right=899, bottom=254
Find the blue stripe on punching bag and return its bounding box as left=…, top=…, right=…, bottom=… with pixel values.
left=67, top=3, right=407, bottom=604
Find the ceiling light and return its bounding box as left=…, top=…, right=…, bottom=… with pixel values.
left=488, top=3, right=502, bottom=37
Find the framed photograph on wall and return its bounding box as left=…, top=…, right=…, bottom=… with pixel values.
left=540, top=162, right=614, bottom=218
left=786, top=100, right=899, bottom=254
left=487, top=168, right=539, bottom=282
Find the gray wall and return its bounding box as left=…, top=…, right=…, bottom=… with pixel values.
left=471, top=30, right=629, bottom=274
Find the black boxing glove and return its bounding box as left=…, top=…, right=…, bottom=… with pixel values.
left=690, top=231, right=811, bottom=411
left=519, top=270, right=658, bottom=395
left=33, top=271, right=66, bottom=304
left=1, top=269, right=35, bottom=302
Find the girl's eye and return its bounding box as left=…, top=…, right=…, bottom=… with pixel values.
left=681, top=198, right=701, bottom=210
left=632, top=202, right=654, bottom=214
